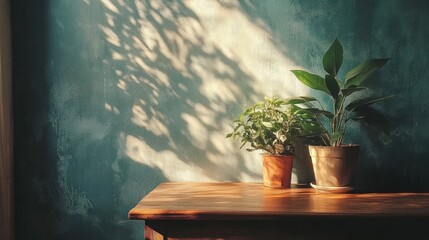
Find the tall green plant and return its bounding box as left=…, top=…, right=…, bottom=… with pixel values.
left=291, top=39, right=394, bottom=146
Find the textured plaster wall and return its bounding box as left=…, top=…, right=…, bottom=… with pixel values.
left=12, top=0, right=429, bottom=239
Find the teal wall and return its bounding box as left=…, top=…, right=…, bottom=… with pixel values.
left=12, top=0, right=429, bottom=239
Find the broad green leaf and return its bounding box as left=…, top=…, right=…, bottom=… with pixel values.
left=325, top=74, right=340, bottom=99
left=318, top=110, right=335, bottom=120
left=300, top=121, right=324, bottom=133
left=323, top=38, right=343, bottom=76
left=297, top=114, right=319, bottom=124
left=298, top=96, right=319, bottom=102
left=341, top=86, right=367, bottom=97
left=346, top=95, right=395, bottom=112
left=283, top=96, right=317, bottom=104
left=290, top=70, right=330, bottom=94
left=295, top=108, right=334, bottom=119
left=293, top=108, right=316, bottom=115
left=345, top=59, right=389, bottom=88
left=352, top=106, right=391, bottom=134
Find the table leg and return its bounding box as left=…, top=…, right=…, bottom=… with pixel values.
left=144, top=225, right=166, bottom=240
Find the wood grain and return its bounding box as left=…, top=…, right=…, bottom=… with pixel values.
left=129, top=182, right=429, bottom=221
left=0, top=1, right=13, bottom=240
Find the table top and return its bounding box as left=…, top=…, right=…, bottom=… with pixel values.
left=128, top=182, right=429, bottom=221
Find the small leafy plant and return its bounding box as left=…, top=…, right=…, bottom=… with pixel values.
left=226, top=96, right=317, bottom=155
left=291, top=39, right=394, bottom=146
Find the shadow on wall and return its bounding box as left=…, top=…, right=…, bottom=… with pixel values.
left=98, top=0, right=309, bottom=185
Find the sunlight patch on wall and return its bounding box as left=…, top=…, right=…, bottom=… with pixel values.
left=132, top=104, right=170, bottom=137
left=101, top=0, right=119, bottom=14
left=181, top=112, right=208, bottom=149
left=122, top=133, right=213, bottom=181
left=185, top=0, right=309, bottom=98
left=105, top=103, right=120, bottom=115
left=190, top=57, right=241, bottom=103
left=100, top=25, right=120, bottom=47
left=134, top=1, right=200, bottom=77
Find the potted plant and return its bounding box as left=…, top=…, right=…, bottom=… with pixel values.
left=290, top=38, right=394, bottom=191
left=226, top=96, right=318, bottom=188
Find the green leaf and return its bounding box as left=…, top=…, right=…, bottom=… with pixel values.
left=345, top=59, right=389, bottom=88
left=346, top=95, right=395, bottom=112
left=290, top=70, right=330, bottom=94
left=283, top=96, right=317, bottom=104
left=300, top=121, right=324, bottom=134
left=341, top=86, right=367, bottom=97
left=295, top=108, right=334, bottom=120
left=325, top=74, right=340, bottom=99
left=299, top=96, right=319, bottom=102
left=323, top=38, right=343, bottom=76
left=352, top=106, right=391, bottom=134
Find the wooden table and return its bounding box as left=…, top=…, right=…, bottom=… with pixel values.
left=129, top=182, right=429, bottom=240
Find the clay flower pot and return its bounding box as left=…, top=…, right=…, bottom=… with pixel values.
left=308, top=145, right=359, bottom=187
left=262, top=154, right=294, bottom=188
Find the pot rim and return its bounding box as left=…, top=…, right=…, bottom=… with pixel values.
left=259, top=153, right=294, bottom=156
left=306, top=144, right=360, bottom=148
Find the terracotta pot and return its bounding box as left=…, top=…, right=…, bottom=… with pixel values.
left=262, top=154, right=293, bottom=188
left=308, top=145, right=359, bottom=187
